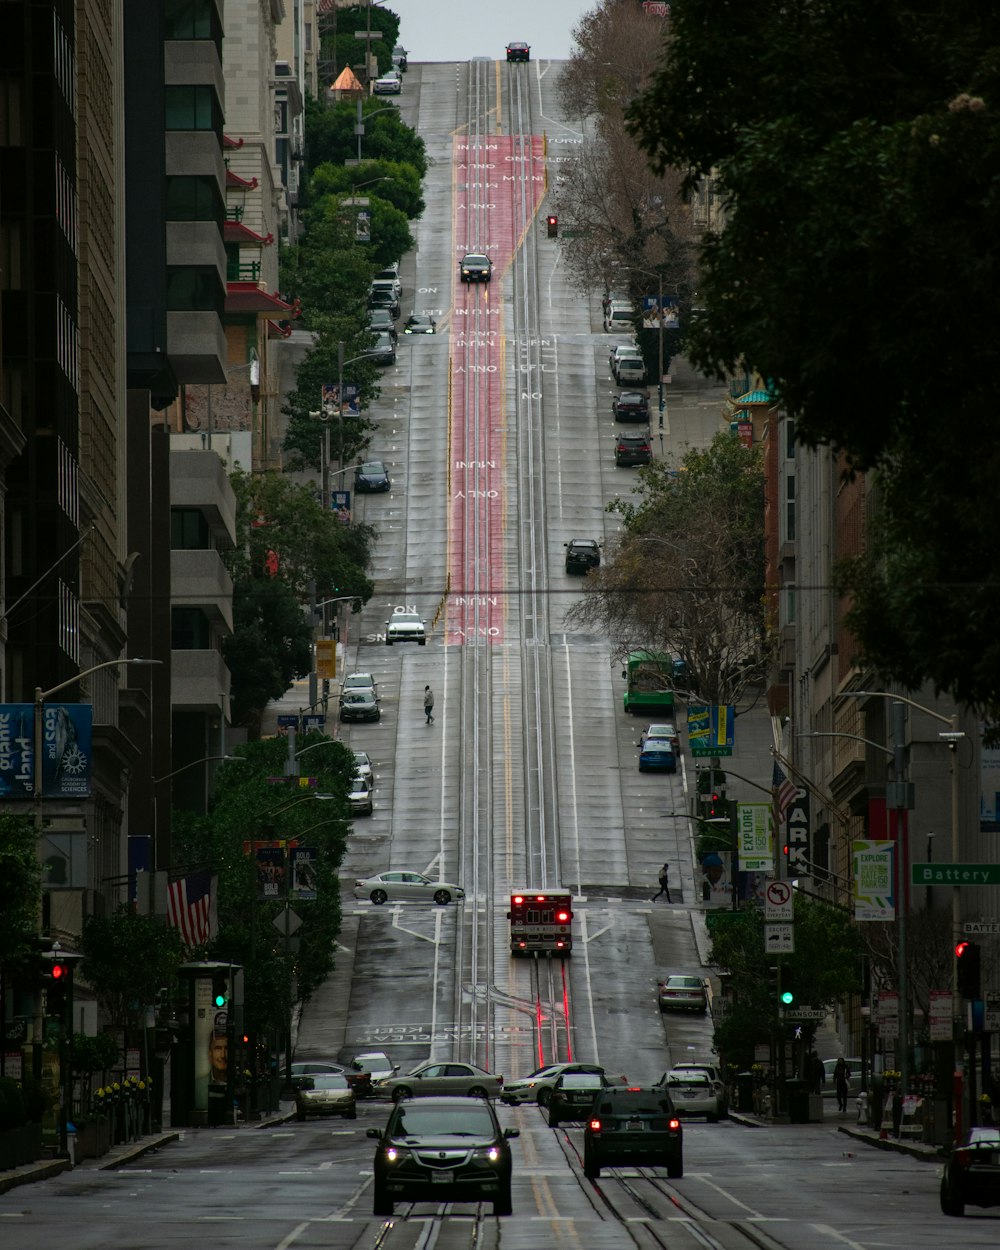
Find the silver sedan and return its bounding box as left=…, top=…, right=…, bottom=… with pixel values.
left=353, top=871, right=464, bottom=905
left=375, top=1061, right=504, bottom=1102
left=660, top=1070, right=725, bottom=1121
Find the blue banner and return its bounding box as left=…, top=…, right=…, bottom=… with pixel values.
left=0, top=703, right=93, bottom=798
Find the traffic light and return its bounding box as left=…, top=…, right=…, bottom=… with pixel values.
left=779, top=965, right=795, bottom=1007
left=546, top=214, right=558, bottom=238
left=46, top=958, right=70, bottom=1019
left=767, top=966, right=779, bottom=1000
left=212, top=969, right=230, bottom=1010
left=956, top=940, right=982, bottom=999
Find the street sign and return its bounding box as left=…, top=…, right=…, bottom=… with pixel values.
left=930, top=990, right=954, bottom=1040
left=912, top=864, right=1000, bottom=886
left=764, top=924, right=794, bottom=953
left=986, top=993, right=1000, bottom=1033
left=964, top=920, right=1000, bottom=934
left=764, top=878, right=793, bottom=921
left=782, top=1007, right=825, bottom=1022
left=273, top=905, right=302, bottom=936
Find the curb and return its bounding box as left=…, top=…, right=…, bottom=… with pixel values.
left=837, top=1123, right=943, bottom=1163
left=0, top=1157, right=71, bottom=1195
left=98, top=1131, right=181, bottom=1170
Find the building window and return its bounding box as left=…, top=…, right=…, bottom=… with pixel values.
left=165, top=85, right=219, bottom=131
left=171, top=508, right=210, bottom=550
left=785, top=474, right=796, bottom=543
left=785, top=417, right=796, bottom=460
left=165, top=0, right=221, bottom=43
left=172, top=606, right=211, bottom=650
left=166, top=175, right=223, bottom=222
left=166, top=266, right=222, bottom=312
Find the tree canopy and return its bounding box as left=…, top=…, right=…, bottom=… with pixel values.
left=569, top=431, right=769, bottom=706
left=624, top=0, right=1000, bottom=716
left=305, top=95, right=427, bottom=179
left=0, top=814, right=41, bottom=972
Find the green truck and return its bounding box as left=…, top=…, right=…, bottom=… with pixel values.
left=622, top=651, right=677, bottom=716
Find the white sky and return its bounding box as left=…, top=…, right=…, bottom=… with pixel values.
left=396, top=1, right=594, bottom=64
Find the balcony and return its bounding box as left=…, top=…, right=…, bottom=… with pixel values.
left=170, top=448, right=237, bottom=543
left=170, top=549, right=233, bottom=631
left=171, top=647, right=232, bottom=716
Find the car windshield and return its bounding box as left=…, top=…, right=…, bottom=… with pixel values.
left=359, top=463, right=384, bottom=474
left=391, top=1105, right=496, bottom=1137
left=355, top=1055, right=393, bottom=1075
left=393, top=613, right=421, bottom=624
left=669, top=1073, right=709, bottom=1086
left=643, top=739, right=673, bottom=750
left=464, top=255, right=489, bottom=265
left=309, top=1075, right=349, bottom=1090
left=344, top=676, right=371, bottom=687
left=561, top=1075, right=603, bottom=1089
left=964, top=1127, right=1000, bottom=1146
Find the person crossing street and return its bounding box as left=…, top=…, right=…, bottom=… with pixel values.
left=423, top=685, right=435, bottom=724
left=651, top=863, right=671, bottom=902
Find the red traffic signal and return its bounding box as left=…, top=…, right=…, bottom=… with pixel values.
left=546, top=214, right=559, bottom=238
left=956, top=940, right=970, bottom=958
left=51, top=961, right=67, bottom=980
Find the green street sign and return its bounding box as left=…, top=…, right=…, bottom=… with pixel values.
left=911, top=864, right=1000, bottom=886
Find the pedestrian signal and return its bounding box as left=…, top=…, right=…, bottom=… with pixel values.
left=546, top=215, right=559, bottom=238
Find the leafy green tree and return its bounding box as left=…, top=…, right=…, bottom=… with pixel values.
left=224, top=580, right=314, bottom=732
left=569, top=432, right=769, bottom=705
left=309, top=159, right=424, bottom=225
left=81, top=907, right=183, bottom=1026
left=626, top=0, right=1000, bottom=717
left=281, top=329, right=380, bottom=471
left=305, top=95, right=427, bottom=178
left=318, top=4, right=399, bottom=83
left=0, top=813, right=41, bottom=971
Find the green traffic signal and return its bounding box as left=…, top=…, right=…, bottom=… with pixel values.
left=780, top=988, right=795, bottom=1006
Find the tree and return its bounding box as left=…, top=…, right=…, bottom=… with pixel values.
left=305, top=95, right=427, bottom=178
left=625, top=0, right=1000, bottom=718
left=81, top=908, right=183, bottom=1027
left=568, top=432, right=770, bottom=706
left=0, top=813, right=41, bottom=971
left=309, top=158, right=424, bottom=224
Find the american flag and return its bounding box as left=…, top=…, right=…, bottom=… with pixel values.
left=772, top=761, right=798, bottom=823
left=166, top=871, right=218, bottom=948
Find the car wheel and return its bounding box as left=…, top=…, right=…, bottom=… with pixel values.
left=385, top=638, right=393, bottom=646
left=370, top=890, right=388, bottom=905
left=392, top=1086, right=412, bottom=1103
left=418, top=638, right=426, bottom=645
left=940, top=1179, right=964, bottom=1217
left=375, top=709, right=381, bottom=721
left=548, top=1112, right=560, bottom=1128
left=434, top=889, right=452, bottom=905
left=537, top=1087, right=553, bottom=1108
left=707, top=1114, right=718, bottom=1123
left=373, top=1185, right=393, bottom=1217
left=339, top=712, right=347, bottom=722
left=468, top=1085, right=488, bottom=1100
left=493, top=1185, right=513, bottom=1216
left=296, top=1111, right=305, bottom=1122
left=667, top=1155, right=683, bottom=1179
left=345, top=1109, right=357, bottom=1120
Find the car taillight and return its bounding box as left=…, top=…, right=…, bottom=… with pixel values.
left=954, top=1149, right=970, bottom=1166
left=497, top=1075, right=504, bottom=1085
left=669, top=1118, right=681, bottom=1130
left=589, top=1118, right=601, bottom=1131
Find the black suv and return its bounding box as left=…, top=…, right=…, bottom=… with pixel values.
left=506, top=41, right=530, bottom=62
left=368, top=1095, right=518, bottom=1217
left=615, top=430, right=653, bottom=467
left=613, top=390, right=650, bottom=422
left=460, top=253, right=493, bottom=283
left=583, top=1086, right=683, bottom=1179
left=564, top=539, right=601, bottom=575
left=548, top=1072, right=608, bottom=1128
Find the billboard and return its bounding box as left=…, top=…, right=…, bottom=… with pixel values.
left=0, top=703, right=93, bottom=798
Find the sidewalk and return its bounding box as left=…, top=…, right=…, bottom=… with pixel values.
left=727, top=1106, right=944, bottom=1163
left=0, top=1103, right=297, bottom=1195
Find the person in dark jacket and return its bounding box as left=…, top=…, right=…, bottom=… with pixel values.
left=834, top=1057, right=850, bottom=1113
left=651, top=863, right=671, bottom=902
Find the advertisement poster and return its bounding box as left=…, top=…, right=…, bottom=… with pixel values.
left=291, top=848, right=318, bottom=900
left=853, top=839, right=895, bottom=921
left=256, top=846, right=286, bottom=900
left=0, top=703, right=93, bottom=798
left=700, top=850, right=733, bottom=908
left=737, top=803, right=773, bottom=872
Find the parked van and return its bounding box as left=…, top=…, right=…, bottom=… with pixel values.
left=604, top=302, right=635, bottom=333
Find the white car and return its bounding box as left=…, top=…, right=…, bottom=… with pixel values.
left=669, top=1062, right=728, bottom=1114
left=603, top=303, right=635, bottom=333
left=385, top=610, right=426, bottom=645
left=343, top=672, right=377, bottom=696
left=659, top=1069, right=725, bottom=1121
left=353, top=871, right=464, bottom=905
left=373, top=70, right=401, bottom=94
left=353, top=750, right=374, bottom=782
left=500, top=1062, right=612, bottom=1107
left=349, top=776, right=373, bottom=816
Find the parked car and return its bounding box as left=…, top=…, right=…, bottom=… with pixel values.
left=355, top=460, right=391, bottom=492
left=459, top=252, right=492, bottom=283
left=364, top=331, right=397, bottom=367
left=657, top=973, right=708, bottom=1014
left=500, top=1062, right=610, bottom=1107
left=348, top=1051, right=398, bottom=1098
left=385, top=610, right=426, bottom=645
left=392, top=46, right=407, bottom=71
left=609, top=345, right=646, bottom=384
left=368, top=1095, right=517, bottom=1216
left=372, top=270, right=402, bottom=296
left=613, top=390, right=650, bottom=421
left=669, top=1062, right=729, bottom=1115
left=353, top=750, right=374, bottom=782
left=638, top=736, right=677, bottom=773
left=547, top=1073, right=608, bottom=1128
left=343, top=671, right=377, bottom=695
left=615, top=430, right=653, bottom=467
left=583, top=1086, right=683, bottom=1179
left=295, top=1073, right=357, bottom=1121
left=367, top=287, right=400, bottom=318
left=340, top=688, right=380, bottom=723
left=604, top=302, right=635, bottom=333
left=373, top=69, right=402, bottom=94
left=506, top=40, right=530, bottom=62
left=348, top=775, right=374, bottom=815
left=375, top=1060, right=504, bottom=1103
left=403, top=313, right=437, bottom=334
left=289, top=1059, right=348, bottom=1090
left=353, top=871, right=464, bottom=906
left=368, top=307, right=398, bottom=340
left=941, top=1126, right=1000, bottom=1216
left=564, top=538, right=602, bottom=574
left=659, top=1069, right=725, bottom=1121
left=640, top=722, right=680, bottom=751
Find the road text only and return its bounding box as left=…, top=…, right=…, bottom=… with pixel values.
left=911, top=864, right=1000, bottom=886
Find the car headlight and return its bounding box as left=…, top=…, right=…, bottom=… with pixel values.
left=383, top=1145, right=411, bottom=1164
left=472, top=1145, right=502, bottom=1163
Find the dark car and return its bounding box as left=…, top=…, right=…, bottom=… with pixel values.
left=564, top=538, right=602, bottom=574
left=613, top=390, right=650, bottom=422
left=548, top=1072, right=608, bottom=1128
left=368, top=308, right=398, bottom=340
left=506, top=41, right=530, bottom=62
left=583, top=1086, right=683, bottom=1179
left=392, top=45, right=407, bottom=71
left=460, top=253, right=492, bottom=283
left=941, top=1126, right=1000, bottom=1216
left=615, top=430, right=653, bottom=467
left=355, top=460, right=391, bottom=492
left=403, top=313, right=437, bottom=334
left=348, top=1051, right=398, bottom=1098
left=364, top=331, right=397, bottom=367
left=339, top=688, right=380, bottom=723
left=367, top=287, right=400, bottom=318
left=368, top=1095, right=518, bottom=1216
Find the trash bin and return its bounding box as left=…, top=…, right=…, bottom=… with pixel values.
left=207, top=1083, right=228, bottom=1127
left=736, top=1072, right=755, bottom=1113
left=786, top=1078, right=809, bottom=1123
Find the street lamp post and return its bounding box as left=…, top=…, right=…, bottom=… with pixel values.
left=628, top=264, right=668, bottom=432
left=351, top=104, right=399, bottom=162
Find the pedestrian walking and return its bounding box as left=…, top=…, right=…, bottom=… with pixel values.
left=423, top=685, right=434, bottom=724
left=651, top=863, right=671, bottom=902
left=834, top=1057, right=850, bottom=1113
